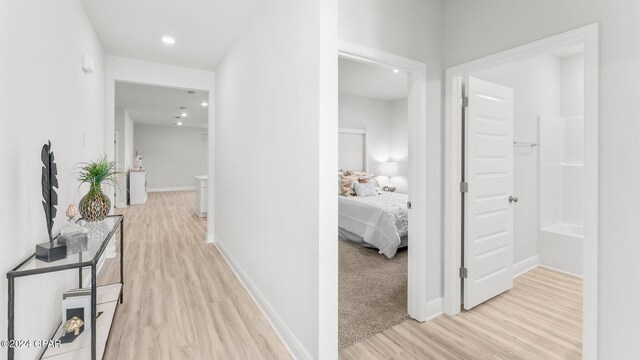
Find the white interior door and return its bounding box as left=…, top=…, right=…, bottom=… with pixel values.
left=463, top=76, right=514, bottom=310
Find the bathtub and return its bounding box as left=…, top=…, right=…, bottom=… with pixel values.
left=539, top=223, right=583, bottom=277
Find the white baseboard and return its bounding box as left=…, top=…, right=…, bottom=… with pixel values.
left=213, top=239, right=310, bottom=360
left=147, top=186, right=195, bottom=193
left=538, top=264, right=583, bottom=279
left=425, top=297, right=443, bottom=321
left=513, top=255, right=540, bottom=278
left=205, top=233, right=215, bottom=244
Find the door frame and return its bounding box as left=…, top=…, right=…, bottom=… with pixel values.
left=443, top=24, right=599, bottom=358
left=338, top=40, right=431, bottom=321
left=105, top=58, right=215, bottom=240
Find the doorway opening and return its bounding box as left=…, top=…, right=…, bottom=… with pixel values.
left=337, top=57, right=409, bottom=348
left=112, top=82, right=209, bottom=209
left=444, top=24, right=598, bottom=358
left=336, top=41, right=430, bottom=350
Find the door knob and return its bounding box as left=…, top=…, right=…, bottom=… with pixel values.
left=509, top=196, right=519, bottom=204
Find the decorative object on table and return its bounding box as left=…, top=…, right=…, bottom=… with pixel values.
left=133, top=151, right=143, bottom=170
left=62, top=288, right=91, bottom=332
left=84, top=221, right=110, bottom=254
left=65, top=204, right=79, bottom=219
left=36, top=141, right=67, bottom=262
left=58, top=204, right=88, bottom=253
left=59, top=316, right=84, bottom=343
left=78, top=155, right=119, bottom=222
left=383, top=185, right=396, bottom=192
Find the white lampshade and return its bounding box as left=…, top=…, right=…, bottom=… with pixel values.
left=378, top=161, right=398, bottom=177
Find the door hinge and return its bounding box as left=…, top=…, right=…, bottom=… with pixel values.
left=460, top=182, right=468, bottom=193
left=407, top=201, right=412, bottom=210
left=459, top=267, right=468, bottom=279
left=460, top=96, right=469, bottom=108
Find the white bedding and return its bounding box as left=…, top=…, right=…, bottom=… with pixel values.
left=338, top=192, right=408, bottom=258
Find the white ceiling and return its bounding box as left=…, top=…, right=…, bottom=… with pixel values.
left=80, top=0, right=264, bottom=70
left=339, top=58, right=408, bottom=101
left=115, top=82, right=209, bottom=128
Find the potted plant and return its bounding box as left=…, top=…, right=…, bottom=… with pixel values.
left=77, top=156, right=119, bottom=222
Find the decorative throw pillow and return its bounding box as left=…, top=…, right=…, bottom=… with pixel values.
left=358, top=175, right=380, bottom=188
left=340, top=175, right=359, bottom=196
left=347, top=170, right=367, bottom=177
left=353, top=181, right=378, bottom=197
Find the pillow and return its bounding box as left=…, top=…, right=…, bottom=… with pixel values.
left=340, top=175, right=359, bottom=196
left=353, top=181, right=378, bottom=197
left=358, top=175, right=380, bottom=189
left=346, top=170, right=366, bottom=177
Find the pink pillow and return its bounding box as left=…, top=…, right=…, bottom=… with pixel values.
left=340, top=175, right=359, bottom=196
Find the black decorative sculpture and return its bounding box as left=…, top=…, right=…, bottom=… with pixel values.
left=35, top=141, right=67, bottom=262
left=42, top=140, right=58, bottom=241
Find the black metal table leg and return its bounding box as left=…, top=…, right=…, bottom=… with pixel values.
left=79, top=252, right=83, bottom=288
left=8, top=277, right=14, bottom=360
left=91, top=265, right=97, bottom=360
left=119, top=221, right=124, bottom=303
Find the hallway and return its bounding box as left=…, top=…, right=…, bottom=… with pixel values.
left=98, top=191, right=290, bottom=360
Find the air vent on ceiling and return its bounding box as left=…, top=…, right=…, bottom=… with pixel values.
left=187, top=90, right=196, bottom=95
left=179, top=106, right=186, bottom=110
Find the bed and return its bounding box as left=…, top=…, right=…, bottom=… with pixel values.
left=338, top=191, right=408, bottom=259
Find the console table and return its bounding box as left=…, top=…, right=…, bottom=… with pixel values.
left=6, top=215, right=124, bottom=360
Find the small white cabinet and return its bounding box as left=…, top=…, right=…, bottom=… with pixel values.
left=194, top=175, right=207, bottom=217
left=129, top=170, right=147, bottom=205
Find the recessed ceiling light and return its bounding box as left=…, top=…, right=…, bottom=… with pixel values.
left=161, top=36, right=175, bottom=45
left=201, top=102, right=208, bottom=107
left=181, top=112, right=188, bottom=117
left=393, top=69, right=400, bottom=73
left=176, top=122, right=183, bottom=126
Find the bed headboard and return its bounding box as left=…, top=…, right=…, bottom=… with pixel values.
left=338, top=128, right=366, bottom=172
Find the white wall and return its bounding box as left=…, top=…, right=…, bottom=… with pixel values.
left=473, top=55, right=561, bottom=264
left=444, top=1, right=640, bottom=357
left=560, top=54, right=585, bottom=226
left=214, top=0, right=337, bottom=359
left=114, top=108, right=134, bottom=206
left=338, top=94, right=390, bottom=168
left=338, top=94, right=409, bottom=193
left=390, top=97, right=409, bottom=193
left=560, top=54, right=585, bottom=119
left=340, top=0, right=444, bottom=305
left=134, top=125, right=208, bottom=190
left=0, top=1, right=106, bottom=358
left=124, top=110, right=134, bottom=173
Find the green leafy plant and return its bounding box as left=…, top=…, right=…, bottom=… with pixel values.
left=77, top=155, right=120, bottom=197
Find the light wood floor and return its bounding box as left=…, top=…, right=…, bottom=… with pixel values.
left=98, top=191, right=291, bottom=360
left=98, top=191, right=581, bottom=359
left=340, top=267, right=582, bottom=360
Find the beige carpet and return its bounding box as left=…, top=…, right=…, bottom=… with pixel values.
left=339, top=239, right=408, bottom=349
